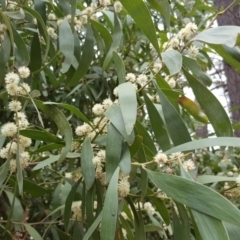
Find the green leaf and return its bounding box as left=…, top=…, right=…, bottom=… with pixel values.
left=224, top=222, right=240, bottom=240
left=22, top=6, right=50, bottom=61
left=156, top=85, right=191, bottom=146
left=0, top=34, right=11, bottom=85
left=20, top=129, right=64, bottom=144
left=183, top=56, right=212, bottom=86
left=119, top=142, right=131, bottom=176
left=184, top=70, right=233, bottom=137
left=32, top=143, right=64, bottom=154
left=34, top=100, right=73, bottom=164
left=3, top=8, right=25, bottom=19
left=90, top=19, right=113, bottom=52
left=165, top=137, right=240, bottom=154
left=44, top=102, right=92, bottom=126
left=100, top=167, right=119, bottom=240
left=192, top=26, right=240, bottom=47
left=210, top=44, right=240, bottom=73
left=120, top=0, right=159, bottom=54
left=161, top=49, right=182, bottom=75
left=135, top=120, right=157, bottom=155
left=64, top=179, right=81, bottom=231
left=118, top=82, right=137, bottom=135
left=147, top=0, right=170, bottom=30
left=197, top=175, right=237, bottom=184
left=83, top=211, right=102, bottom=240
left=129, top=135, right=143, bottom=157
left=66, top=24, right=94, bottom=88
left=144, top=92, right=171, bottom=151
left=30, top=33, right=42, bottom=72
left=102, top=13, right=122, bottom=70
left=59, top=19, right=78, bottom=73
left=106, top=124, right=122, bottom=183
left=105, top=104, right=135, bottom=145
left=24, top=224, right=44, bottom=240
left=5, top=190, right=24, bottom=222
left=146, top=169, right=240, bottom=227
left=113, top=51, right=126, bottom=84
left=32, top=155, right=60, bottom=171
left=34, top=0, right=46, bottom=23
left=191, top=210, right=229, bottom=240
left=81, top=137, right=95, bottom=189
left=11, top=23, right=30, bottom=65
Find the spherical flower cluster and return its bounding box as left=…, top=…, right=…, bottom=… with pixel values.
left=179, top=22, right=198, bottom=40
left=126, top=73, right=136, bottom=83
left=165, top=76, right=176, bottom=88
left=99, top=0, right=111, bottom=6
left=9, top=100, right=22, bottom=112
left=188, top=45, right=199, bottom=58
left=114, top=1, right=123, bottom=13
left=170, top=152, right=184, bottom=161
left=71, top=201, right=82, bottom=221
left=92, top=103, right=105, bottom=115
left=137, top=74, right=148, bottom=86
left=75, top=123, right=92, bottom=137
left=236, top=175, right=240, bottom=186
left=169, top=37, right=179, bottom=48
left=152, top=62, right=162, bottom=72
left=48, top=13, right=56, bottom=20
left=118, top=176, right=130, bottom=197
left=143, top=202, right=155, bottom=215
left=154, top=152, right=168, bottom=166
left=182, top=159, right=195, bottom=172
left=102, top=98, right=113, bottom=110
left=14, top=112, right=29, bottom=129
left=9, top=151, right=30, bottom=173
left=18, top=66, right=31, bottom=78
left=47, top=27, right=57, bottom=40
left=1, top=122, right=18, bottom=137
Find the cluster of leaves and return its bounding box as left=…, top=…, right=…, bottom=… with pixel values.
left=1, top=0, right=240, bottom=239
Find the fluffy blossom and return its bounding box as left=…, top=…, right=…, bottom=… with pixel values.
left=126, top=73, right=136, bottom=83
left=5, top=72, right=20, bottom=84
left=75, top=123, right=91, bottom=136
left=1, top=122, right=17, bottom=137
left=144, top=202, right=155, bottom=215
left=18, top=83, right=31, bottom=95
left=48, top=13, right=56, bottom=20
left=137, top=74, right=148, bottom=86
left=154, top=152, right=168, bottom=166
left=18, top=66, right=30, bottom=78
left=153, top=62, right=162, bottom=72
left=118, top=176, right=130, bottom=197
left=188, top=45, right=199, bottom=58
left=182, top=159, right=195, bottom=172
left=9, top=100, right=22, bottom=112
left=168, top=78, right=176, bottom=88
left=236, top=175, right=240, bottom=186
left=92, top=103, right=105, bottom=115
left=6, top=82, right=18, bottom=96
left=102, top=98, right=113, bottom=110
left=71, top=201, right=82, bottom=221
left=19, top=136, right=32, bottom=148
left=179, top=22, right=197, bottom=40
left=114, top=1, right=123, bottom=13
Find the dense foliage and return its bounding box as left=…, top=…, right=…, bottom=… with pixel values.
left=1, top=0, right=240, bottom=239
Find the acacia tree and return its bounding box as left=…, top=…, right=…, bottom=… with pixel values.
left=1, top=0, right=240, bottom=239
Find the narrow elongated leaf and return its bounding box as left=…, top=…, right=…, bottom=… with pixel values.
left=105, top=104, right=135, bottom=145
left=191, top=210, right=229, bottom=240
left=64, top=179, right=81, bottom=231
left=120, top=0, right=159, bottom=54
left=90, top=20, right=113, bottom=51
left=81, top=137, right=95, bottom=189
left=4, top=8, right=25, bottom=19
left=197, top=175, right=237, bottom=184
left=118, top=82, right=137, bottom=135
left=11, top=23, right=30, bottom=65
left=34, top=101, right=72, bottom=164
left=184, top=70, right=233, bottom=137
left=24, top=224, right=43, bottom=240
left=100, top=167, right=119, bottom=240
left=224, top=222, right=240, bottom=240
left=34, top=0, right=46, bottom=23
left=102, top=13, right=122, bottom=69
left=156, top=85, right=191, bottom=146
left=119, top=142, right=131, bottom=175
left=113, top=51, right=125, bottom=84
left=192, top=26, right=240, bottom=47
left=165, top=137, right=240, bottom=154
left=183, top=56, right=212, bottom=86
left=32, top=155, right=60, bottom=171
left=66, top=24, right=94, bottom=87
left=161, top=49, right=182, bottom=75
left=0, top=34, right=11, bottom=85
left=146, top=169, right=240, bottom=226
left=147, top=0, right=170, bottom=30
left=135, top=120, right=157, bottom=155
left=22, top=6, right=50, bottom=61
left=144, top=92, right=171, bottom=151
left=106, top=124, right=122, bottom=182
left=44, top=102, right=92, bottom=126
left=30, top=33, right=42, bottom=72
